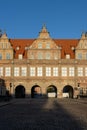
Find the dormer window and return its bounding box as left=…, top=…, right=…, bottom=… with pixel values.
left=66, top=54, right=70, bottom=59
left=16, top=46, right=20, bottom=50
left=18, top=54, right=23, bottom=59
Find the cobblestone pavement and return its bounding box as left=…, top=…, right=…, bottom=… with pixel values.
left=0, top=98, right=87, bottom=130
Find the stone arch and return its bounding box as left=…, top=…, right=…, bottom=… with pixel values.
left=31, top=85, right=42, bottom=98
left=47, top=85, right=57, bottom=98
left=15, top=85, right=25, bottom=98
left=63, top=85, right=73, bottom=98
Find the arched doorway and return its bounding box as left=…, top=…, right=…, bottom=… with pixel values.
left=15, top=85, right=25, bottom=98
left=47, top=85, right=57, bottom=98
left=63, top=85, right=73, bottom=98
left=31, top=85, right=42, bottom=98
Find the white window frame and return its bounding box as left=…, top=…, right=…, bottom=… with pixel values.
left=46, top=52, right=50, bottom=59
left=85, top=68, right=87, bottom=76
left=38, top=43, right=42, bottom=49
left=69, top=67, right=74, bottom=76
left=21, top=67, right=27, bottom=76
left=78, top=67, right=83, bottom=76
left=14, top=67, right=20, bottom=76
left=37, top=67, right=42, bottom=76
left=53, top=67, right=58, bottom=76
left=18, top=54, right=23, bottom=59
left=46, top=67, right=51, bottom=76
left=61, top=67, right=67, bottom=76
left=5, top=67, right=11, bottom=76
left=30, top=67, right=35, bottom=76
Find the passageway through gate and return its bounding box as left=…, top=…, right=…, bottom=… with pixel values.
left=31, top=85, right=42, bottom=98
left=15, top=85, right=25, bottom=98
left=47, top=85, right=57, bottom=98
left=63, top=85, right=73, bottom=98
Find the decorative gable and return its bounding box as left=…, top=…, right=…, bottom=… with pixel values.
left=28, top=25, right=61, bottom=60
left=75, top=32, right=87, bottom=59
left=0, top=33, right=14, bottom=59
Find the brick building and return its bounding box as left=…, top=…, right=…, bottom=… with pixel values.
left=0, top=25, right=87, bottom=98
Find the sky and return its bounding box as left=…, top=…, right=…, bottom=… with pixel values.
left=0, top=0, right=87, bottom=39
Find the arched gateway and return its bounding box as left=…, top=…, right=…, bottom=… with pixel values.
left=63, top=85, right=73, bottom=98
left=31, top=85, right=42, bottom=98
left=15, top=85, right=25, bottom=98
left=47, top=85, right=57, bottom=98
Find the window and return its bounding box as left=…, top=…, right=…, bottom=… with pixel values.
left=66, top=54, right=70, bottom=59
left=18, top=54, right=23, bottom=59
left=0, top=67, right=3, bottom=76
left=53, top=67, right=58, bottom=76
left=46, top=52, right=50, bottom=59
left=78, top=67, right=83, bottom=76
left=46, top=67, right=51, bottom=76
left=5, top=67, right=11, bottom=76
left=30, top=67, right=35, bottom=76
left=61, top=67, right=67, bottom=76
left=6, top=53, right=11, bottom=59
left=16, top=46, right=19, bottom=50
left=46, top=43, right=50, bottom=49
left=38, top=43, right=42, bottom=49
left=86, top=53, right=87, bottom=59
left=69, top=67, right=74, bottom=76
left=37, top=52, right=43, bottom=59
left=0, top=54, right=2, bottom=59
left=21, top=67, right=27, bottom=76
left=77, top=53, right=82, bottom=59
left=37, top=67, right=42, bottom=76
left=85, top=68, right=87, bottom=76
left=14, top=67, right=19, bottom=76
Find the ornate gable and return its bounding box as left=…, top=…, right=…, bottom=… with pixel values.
left=28, top=25, right=61, bottom=60
left=75, top=32, right=87, bottom=59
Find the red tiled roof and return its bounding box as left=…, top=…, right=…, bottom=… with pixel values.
left=54, top=39, right=79, bottom=58
left=10, top=39, right=79, bottom=59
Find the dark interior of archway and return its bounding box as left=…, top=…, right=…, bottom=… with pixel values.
left=63, top=85, right=73, bottom=98
left=15, top=85, right=25, bottom=98
left=31, top=85, right=42, bottom=98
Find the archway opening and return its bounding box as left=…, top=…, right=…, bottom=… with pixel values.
left=31, top=85, right=42, bottom=98
left=47, top=85, right=57, bottom=98
left=15, top=85, right=25, bottom=98
left=63, top=85, right=73, bottom=98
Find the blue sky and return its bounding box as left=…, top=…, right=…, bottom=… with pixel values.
left=0, top=0, right=87, bottom=39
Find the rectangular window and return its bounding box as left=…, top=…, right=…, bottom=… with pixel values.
left=21, top=67, right=27, bottom=76
left=6, top=53, right=11, bottom=59
left=30, top=67, right=35, bottom=76
left=78, top=53, right=82, bottom=59
left=38, top=43, right=42, bottom=49
left=37, top=67, right=42, bottom=76
left=18, top=54, right=23, bottom=59
left=61, top=67, right=67, bottom=76
left=78, top=67, right=83, bottom=76
left=46, top=67, right=51, bottom=76
left=0, top=67, right=3, bottom=76
left=53, top=67, right=58, bottom=76
left=5, top=67, right=11, bottom=76
left=69, top=67, right=74, bottom=76
left=66, top=54, right=70, bottom=59
left=85, top=68, right=87, bottom=76
left=14, top=67, right=19, bottom=76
